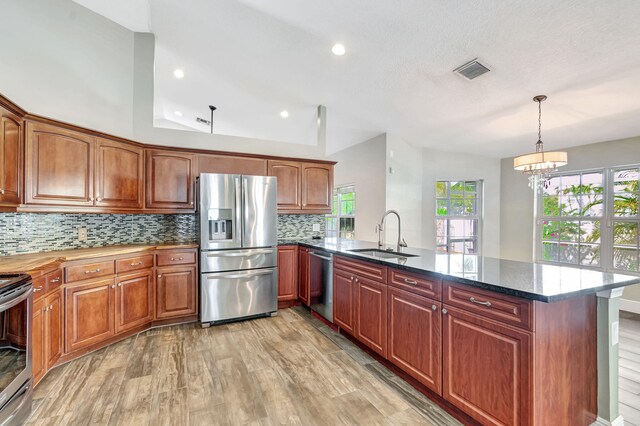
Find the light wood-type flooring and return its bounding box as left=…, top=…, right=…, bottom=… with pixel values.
left=620, top=311, right=640, bottom=426
left=26, top=307, right=461, bottom=425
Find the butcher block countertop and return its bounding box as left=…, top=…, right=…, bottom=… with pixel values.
left=0, top=243, right=199, bottom=278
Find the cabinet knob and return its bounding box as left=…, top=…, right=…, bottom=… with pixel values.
left=0, top=189, right=5, bottom=194
left=96, top=197, right=102, bottom=202
left=89, top=197, right=94, bottom=202
left=442, top=308, right=448, bottom=315
left=34, top=286, right=43, bottom=292
left=350, top=276, right=354, bottom=281
left=158, top=275, right=162, bottom=278
left=111, top=285, right=116, bottom=289
left=43, top=306, right=48, bottom=312
left=49, top=305, right=53, bottom=310
left=431, top=305, right=437, bottom=311
left=117, top=283, right=122, bottom=287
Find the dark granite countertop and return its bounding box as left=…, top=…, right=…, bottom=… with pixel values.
left=286, top=238, right=640, bottom=302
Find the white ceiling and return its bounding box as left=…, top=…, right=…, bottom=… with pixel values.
left=74, top=0, right=640, bottom=157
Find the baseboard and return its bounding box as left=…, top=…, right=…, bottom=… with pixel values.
left=592, top=415, right=624, bottom=426
left=620, top=298, right=640, bottom=314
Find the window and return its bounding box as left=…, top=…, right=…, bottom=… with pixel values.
left=536, top=166, right=640, bottom=273
left=435, top=180, right=482, bottom=254
left=326, top=185, right=356, bottom=239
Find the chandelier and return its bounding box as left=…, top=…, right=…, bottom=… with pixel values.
left=513, top=95, right=568, bottom=190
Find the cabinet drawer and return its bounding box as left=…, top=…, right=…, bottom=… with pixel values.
left=33, top=276, right=47, bottom=300
left=334, top=256, right=386, bottom=283
left=388, top=268, right=441, bottom=300
left=116, top=254, right=154, bottom=274
left=157, top=251, right=196, bottom=266
left=443, top=281, right=533, bottom=331
left=65, top=260, right=115, bottom=283
left=46, top=269, right=63, bottom=292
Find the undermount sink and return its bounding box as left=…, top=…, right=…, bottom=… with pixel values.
left=349, top=248, right=418, bottom=259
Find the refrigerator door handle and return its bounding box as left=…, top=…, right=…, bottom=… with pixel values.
left=205, top=270, right=274, bottom=280
left=234, top=176, right=243, bottom=247
left=206, top=249, right=274, bottom=257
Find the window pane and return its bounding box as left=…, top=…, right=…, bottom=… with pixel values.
left=579, top=221, right=600, bottom=244
left=580, top=244, right=601, bottom=266
left=436, top=200, right=448, bottom=216
left=613, top=222, right=638, bottom=246
left=436, top=219, right=447, bottom=236
left=581, top=195, right=603, bottom=217
left=543, top=196, right=560, bottom=216
left=464, top=181, right=477, bottom=195
left=464, top=239, right=479, bottom=254
left=559, top=196, right=580, bottom=216
left=613, top=247, right=639, bottom=271
left=613, top=193, right=639, bottom=217
left=542, top=242, right=558, bottom=261
left=558, top=243, right=579, bottom=264
left=559, top=221, right=579, bottom=242
left=332, top=195, right=338, bottom=215
left=543, top=176, right=561, bottom=197
left=560, top=174, right=581, bottom=193
left=581, top=173, right=603, bottom=194
left=450, top=181, right=464, bottom=197
left=436, top=181, right=447, bottom=198
left=541, top=220, right=559, bottom=241
left=450, top=200, right=466, bottom=216
left=449, top=220, right=466, bottom=238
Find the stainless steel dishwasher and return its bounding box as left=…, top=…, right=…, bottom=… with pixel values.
left=308, top=250, right=333, bottom=322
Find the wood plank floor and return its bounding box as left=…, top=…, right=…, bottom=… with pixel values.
left=620, top=311, right=640, bottom=426
left=26, top=307, right=461, bottom=426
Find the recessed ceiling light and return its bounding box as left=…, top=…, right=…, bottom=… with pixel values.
left=173, top=69, right=185, bottom=79
left=174, top=111, right=183, bottom=117
left=280, top=110, right=289, bottom=118
left=332, top=43, right=346, bottom=56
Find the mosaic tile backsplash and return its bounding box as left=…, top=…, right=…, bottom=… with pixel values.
left=0, top=213, right=325, bottom=256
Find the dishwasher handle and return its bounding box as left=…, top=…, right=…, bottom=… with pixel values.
left=309, top=252, right=333, bottom=262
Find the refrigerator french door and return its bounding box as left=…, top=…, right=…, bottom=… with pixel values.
left=199, top=174, right=278, bottom=326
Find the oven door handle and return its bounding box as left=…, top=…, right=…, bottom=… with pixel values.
left=0, top=379, right=32, bottom=423
left=0, top=285, right=33, bottom=312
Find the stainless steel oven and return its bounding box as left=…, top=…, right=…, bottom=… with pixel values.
left=0, top=274, right=33, bottom=426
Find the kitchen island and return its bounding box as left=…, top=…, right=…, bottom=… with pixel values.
left=284, top=238, right=640, bottom=426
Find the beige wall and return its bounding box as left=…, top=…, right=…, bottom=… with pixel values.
left=328, top=134, right=387, bottom=243
left=500, top=136, right=640, bottom=310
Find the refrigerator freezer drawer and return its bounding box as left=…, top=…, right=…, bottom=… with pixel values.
left=201, top=268, right=278, bottom=323
left=200, top=248, right=277, bottom=273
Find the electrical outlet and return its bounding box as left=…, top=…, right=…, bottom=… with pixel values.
left=312, top=224, right=321, bottom=232
left=78, top=227, right=88, bottom=242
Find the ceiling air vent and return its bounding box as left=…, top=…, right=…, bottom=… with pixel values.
left=453, top=59, right=490, bottom=80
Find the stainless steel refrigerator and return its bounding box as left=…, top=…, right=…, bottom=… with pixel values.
left=199, top=173, right=278, bottom=326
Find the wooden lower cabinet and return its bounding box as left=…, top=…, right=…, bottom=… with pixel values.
left=65, top=278, right=115, bottom=353
left=333, top=268, right=356, bottom=333
left=156, top=266, right=197, bottom=319
left=45, top=289, right=63, bottom=368
left=298, top=248, right=310, bottom=305
left=277, top=246, right=298, bottom=302
left=115, top=270, right=154, bottom=333
left=388, top=287, right=441, bottom=393
left=32, top=297, right=46, bottom=384
left=354, top=277, right=387, bottom=357
left=32, top=289, right=63, bottom=385
left=442, top=306, right=532, bottom=426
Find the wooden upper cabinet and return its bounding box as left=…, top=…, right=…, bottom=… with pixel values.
left=268, top=160, right=302, bottom=210
left=302, top=163, right=332, bottom=212
left=25, top=122, right=94, bottom=206
left=145, top=149, right=195, bottom=210
left=95, top=139, right=144, bottom=209
left=198, top=154, right=267, bottom=176
left=0, top=107, right=22, bottom=207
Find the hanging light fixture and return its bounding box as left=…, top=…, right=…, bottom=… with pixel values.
left=513, top=95, right=568, bottom=190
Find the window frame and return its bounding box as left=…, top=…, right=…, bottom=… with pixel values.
left=435, top=180, right=484, bottom=255
left=534, top=164, right=640, bottom=276
left=326, top=184, right=356, bottom=239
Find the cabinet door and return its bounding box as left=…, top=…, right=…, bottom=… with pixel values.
left=333, top=269, right=356, bottom=333
left=267, top=160, right=301, bottom=210
left=442, top=307, right=532, bottom=426
left=388, top=287, right=441, bottom=393
left=25, top=122, right=94, bottom=206
left=298, top=248, right=310, bottom=305
left=156, top=266, right=197, bottom=319
left=32, top=298, right=46, bottom=385
left=0, top=108, right=22, bottom=206
left=65, top=278, right=115, bottom=353
left=277, top=246, right=298, bottom=301
left=115, top=271, right=153, bottom=333
left=301, top=163, right=332, bottom=212
left=197, top=154, right=267, bottom=176
left=355, top=277, right=387, bottom=358
left=45, top=289, right=63, bottom=369
left=145, top=150, right=195, bottom=210
left=95, top=139, right=144, bottom=209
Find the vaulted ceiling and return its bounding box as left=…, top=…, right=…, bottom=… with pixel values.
left=75, top=0, right=640, bottom=156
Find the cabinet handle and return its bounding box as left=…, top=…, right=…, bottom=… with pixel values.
left=111, top=285, right=116, bottom=289
left=49, top=305, right=53, bottom=310
left=442, top=308, right=448, bottom=315
left=350, top=276, right=354, bottom=281
left=96, top=197, right=102, bottom=202
left=158, top=275, right=162, bottom=278
left=117, top=283, right=122, bottom=287
left=404, top=278, right=418, bottom=286
left=0, top=189, right=5, bottom=194
left=85, top=269, right=101, bottom=274
left=469, top=297, right=492, bottom=307
left=190, top=201, right=194, bottom=206
left=129, top=262, right=143, bottom=266
left=89, top=197, right=94, bottom=202
left=34, top=286, right=43, bottom=292
left=431, top=305, right=437, bottom=311
left=43, top=306, right=48, bottom=312
left=50, top=278, right=60, bottom=283
left=170, top=257, right=184, bottom=261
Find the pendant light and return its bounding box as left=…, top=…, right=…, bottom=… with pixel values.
left=513, top=95, right=568, bottom=190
